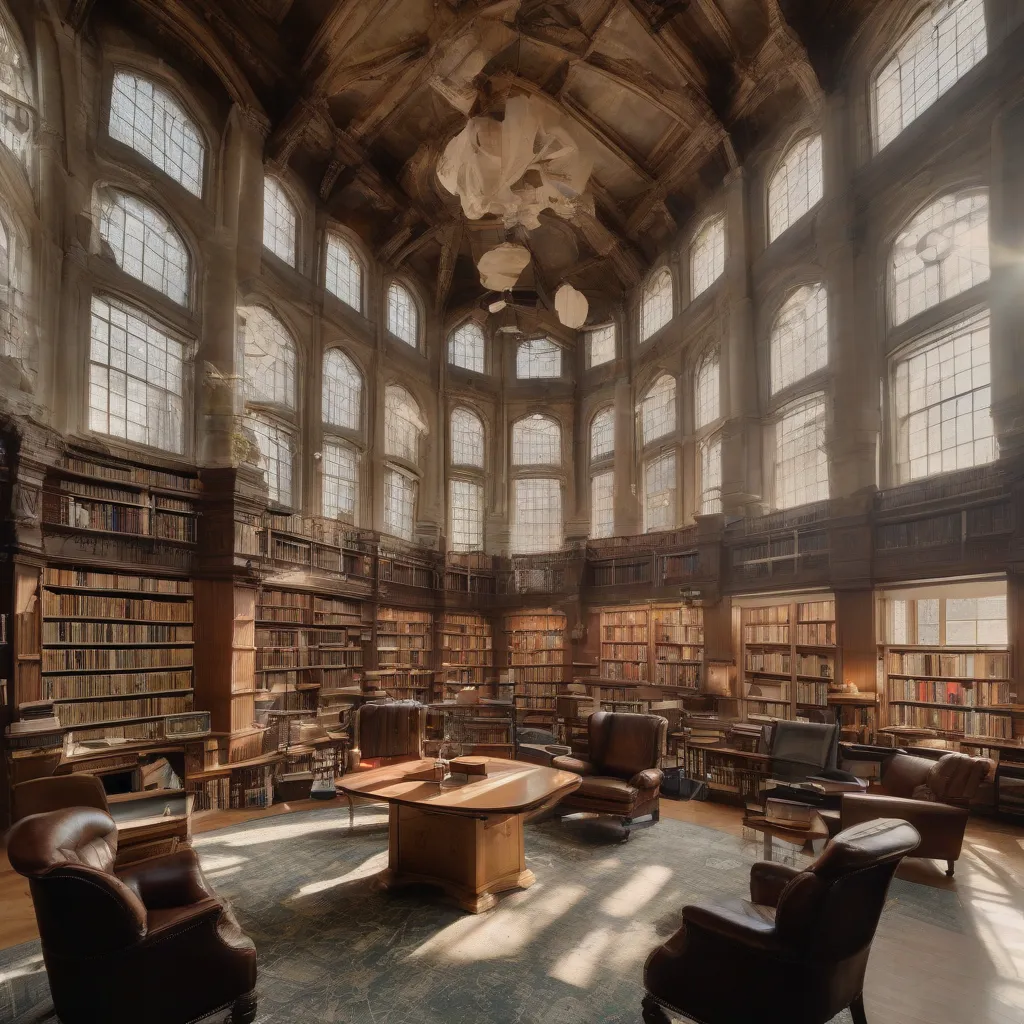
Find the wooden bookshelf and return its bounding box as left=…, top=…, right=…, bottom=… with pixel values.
left=505, top=609, right=567, bottom=723
left=652, top=604, right=704, bottom=690
left=438, top=612, right=494, bottom=701
left=376, top=607, right=433, bottom=702
left=600, top=607, right=649, bottom=682
left=740, top=596, right=837, bottom=723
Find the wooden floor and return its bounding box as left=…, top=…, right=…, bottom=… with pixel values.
left=3, top=797, right=1024, bottom=1023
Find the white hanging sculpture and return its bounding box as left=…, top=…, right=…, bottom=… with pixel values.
left=477, top=242, right=531, bottom=291
left=438, top=94, right=593, bottom=232
left=554, top=282, right=588, bottom=328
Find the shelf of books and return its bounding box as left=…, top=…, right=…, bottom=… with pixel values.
left=652, top=604, right=704, bottom=690
left=505, top=609, right=567, bottom=723
left=599, top=607, right=648, bottom=682
left=740, top=595, right=837, bottom=723
left=879, top=582, right=1017, bottom=753
left=438, top=612, right=494, bottom=701
left=376, top=607, right=433, bottom=702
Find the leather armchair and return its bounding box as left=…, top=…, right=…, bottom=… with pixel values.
left=643, top=818, right=920, bottom=1024
left=766, top=720, right=860, bottom=785
left=552, top=712, right=667, bottom=827
left=6, top=806, right=257, bottom=1024
left=841, top=751, right=991, bottom=877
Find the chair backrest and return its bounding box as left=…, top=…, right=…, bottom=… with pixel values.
left=768, top=720, right=839, bottom=781
left=588, top=712, right=666, bottom=779
left=7, top=807, right=147, bottom=956
left=774, top=818, right=920, bottom=960
left=882, top=751, right=991, bottom=804
left=357, top=701, right=426, bottom=759
left=13, top=773, right=109, bottom=822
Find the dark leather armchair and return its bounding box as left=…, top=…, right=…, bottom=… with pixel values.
left=766, top=719, right=860, bottom=784
left=552, top=711, right=667, bottom=827
left=841, top=751, right=991, bottom=877
left=6, top=807, right=257, bottom=1024
left=643, top=818, right=920, bottom=1024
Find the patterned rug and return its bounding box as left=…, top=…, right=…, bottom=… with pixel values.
left=0, top=804, right=967, bottom=1023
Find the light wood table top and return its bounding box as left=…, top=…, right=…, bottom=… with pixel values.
left=337, top=757, right=580, bottom=816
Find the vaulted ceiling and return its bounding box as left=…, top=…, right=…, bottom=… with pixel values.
left=100, top=0, right=879, bottom=322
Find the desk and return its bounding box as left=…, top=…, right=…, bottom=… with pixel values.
left=337, top=757, right=580, bottom=913
left=743, top=810, right=829, bottom=862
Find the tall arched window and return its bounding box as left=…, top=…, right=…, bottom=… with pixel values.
left=774, top=394, right=829, bottom=509
left=644, top=452, right=678, bottom=533
left=512, top=415, right=560, bottom=466
left=640, top=374, right=677, bottom=446
left=449, top=407, right=486, bottom=552
left=0, top=13, right=34, bottom=166
left=448, top=321, right=485, bottom=373
left=383, top=466, right=418, bottom=542
left=690, top=217, right=725, bottom=299
left=590, top=408, right=615, bottom=460
left=767, top=135, right=823, bottom=243
left=321, top=349, right=362, bottom=522
left=640, top=267, right=673, bottom=341
left=263, top=177, right=297, bottom=267
left=0, top=210, right=26, bottom=366
left=98, top=190, right=190, bottom=306
left=322, top=349, right=362, bottom=431
left=511, top=478, right=562, bottom=553
left=384, top=384, right=425, bottom=541
left=325, top=233, right=362, bottom=311
left=387, top=281, right=419, bottom=347
left=770, top=284, right=828, bottom=394
left=451, top=407, right=485, bottom=468
left=890, top=189, right=988, bottom=326
left=699, top=436, right=722, bottom=515
left=586, top=324, right=615, bottom=368
left=108, top=72, right=205, bottom=197
left=516, top=337, right=561, bottom=379
left=874, top=0, right=987, bottom=151
left=88, top=294, right=187, bottom=455
left=694, top=347, right=722, bottom=515
left=239, top=305, right=297, bottom=506
left=694, top=348, right=720, bottom=430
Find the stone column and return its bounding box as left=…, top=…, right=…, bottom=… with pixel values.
left=720, top=167, right=763, bottom=514
left=613, top=373, right=641, bottom=535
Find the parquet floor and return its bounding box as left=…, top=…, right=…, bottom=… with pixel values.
left=3, top=797, right=1023, bottom=1023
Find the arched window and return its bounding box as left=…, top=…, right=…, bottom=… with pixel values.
left=325, top=233, right=362, bottom=311
left=263, top=177, right=297, bottom=267
left=449, top=479, right=484, bottom=552
left=108, top=72, right=205, bottom=197
left=587, top=324, right=615, bottom=368
left=98, top=190, right=190, bottom=306
left=767, top=135, right=823, bottom=243
left=322, top=439, right=358, bottom=523
left=893, top=311, right=994, bottom=483
left=448, top=321, right=486, bottom=373
left=874, top=0, right=987, bottom=151
left=239, top=305, right=298, bottom=506
left=640, top=374, right=677, bottom=446
left=694, top=348, right=720, bottom=429
left=0, top=14, right=33, bottom=166
left=774, top=394, right=829, bottom=509
left=384, top=465, right=417, bottom=541
left=512, top=414, right=560, bottom=466
left=511, top=478, right=562, bottom=553
left=890, top=189, right=988, bottom=326
left=591, top=470, right=615, bottom=539
left=644, top=452, right=678, bottom=533
left=387, top=281, right=419, bottom=347
left=88, top=294, right=186, bottom=454
left=640, top=267, right=673, bottom=341
left=385, top=384, right=424, bottom=464
left=451, top=407, right=485, bottom=468
left=516, top=337, right=561, bottom=379
left=699, top=436, right=722, bottom=515
left=240, top=306, right=295, bottom=409
left=770, top=284, right=828, bottom=394
left=322, top=349, right=362, bottom=431
left=0, top=212, right=24, bottom=364
left=690, top=217, right=726, bottom=299
left=590, top=408, right=614, bottom=461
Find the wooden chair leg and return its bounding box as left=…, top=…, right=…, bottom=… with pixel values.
left=849, top=993, right=868, bottom=1024
left=641, top=994, right=672, bottom=1024
left=946, top=859, right=955, bottom=878
left=230, top=991, right=258, bottom=1024
left=348, top=792, right=355, bottom=827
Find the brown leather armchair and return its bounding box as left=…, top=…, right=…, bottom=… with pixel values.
left=643, top=818, right=920, bottom=1024
left=552, top=711, right=667, bottom=827
left=7, top=806, right=257, bottom=1024
left=841, top=751, right=991, bottom=877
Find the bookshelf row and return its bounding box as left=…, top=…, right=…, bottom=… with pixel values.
left=598, top=605, right=704, bottom=688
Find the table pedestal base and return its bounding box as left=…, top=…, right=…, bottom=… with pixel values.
left=377, top=803, right=535, bottom=913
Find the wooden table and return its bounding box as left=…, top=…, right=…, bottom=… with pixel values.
left=337, top=757, right=581, bottom=913
left=742, top=811, right=830, bottom=862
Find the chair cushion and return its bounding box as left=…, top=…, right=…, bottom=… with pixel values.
left=925, top=753, right=991, bottom=805
left=576, top=776, right=638, bottom=804
left=591, top=712, right=665, bottom=779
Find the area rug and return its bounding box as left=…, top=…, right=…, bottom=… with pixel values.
left=0, top=805, right=967, bottom=1024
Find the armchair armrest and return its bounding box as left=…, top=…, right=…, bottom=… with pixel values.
left=551, top=756, right=594, bottom=776
left=682, top=902, right=779, bottom=952
left=749, top=862, right=802, bottom=908
left=142, top=897, right=223, bottom=944
left=629, top=768, right=663, bottom=790
left=117, top=847, right=211, bottom=909
left=841, top=792, right=966, bottom=827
